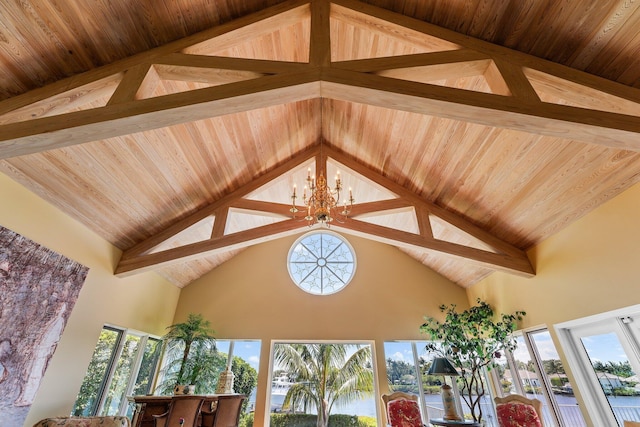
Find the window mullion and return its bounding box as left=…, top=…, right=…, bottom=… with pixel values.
left=524, top=330, right=563, bottom=427
left=96, top=328, right=126, bottom=415
left=411, top=342, right=428, bottom=424
left=117, top=334, right=148, bottom=415
left=504, top=349, right=524, bottom=395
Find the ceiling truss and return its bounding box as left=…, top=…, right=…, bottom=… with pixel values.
left=1, top=0, right=639, bottom=280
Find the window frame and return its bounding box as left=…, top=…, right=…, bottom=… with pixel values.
left=286, top=230, right=357, bottom=295
left=556, top=304, right=640, bottom=426
left=385, top=330, right=584, bottom=427
left=267, top=339, right=378, bottom=418
left=73, top=325, right=162, bottom=417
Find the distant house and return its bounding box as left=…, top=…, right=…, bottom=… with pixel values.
left=596, top=372, right=624, bottom=392
left=504, top=370, right=541, bottom=389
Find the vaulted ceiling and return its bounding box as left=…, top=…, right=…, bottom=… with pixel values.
left=1, top=0, right=640, bottom=288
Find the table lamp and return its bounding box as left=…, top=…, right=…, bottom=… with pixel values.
left=428, top=357, right=461, bottom=421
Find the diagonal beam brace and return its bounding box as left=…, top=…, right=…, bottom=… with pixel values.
left=320, top=68, right=640, bottom=151
left=0, top=70, right=322, bottom=159
left=335, top=219, right=534, bottom=277
left=116, top=142, right=533, bottom=277
left=116, top=219, right=308, bottom=276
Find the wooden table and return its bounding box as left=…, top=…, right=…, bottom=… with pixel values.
left=128, top=394, right=244, bottom=427
left=429, top=418, right=482, bottom=427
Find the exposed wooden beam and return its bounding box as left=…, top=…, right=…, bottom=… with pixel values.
left=155, top=53, right=307, bottom=74
left=107, top=64, right=154, bottom=105
left=334, top=219, right=534, bottom=277
left=122, top=145, right=320, bottom=258
left=2, top=0, right=640, bottom=159
left=0, top=71, right=322, bottom=158
left=0, top=0, right=312, bottom=118
left=336, top=50, right=490, bottom=72
left=116, top=142, right=533, bottom=277
left=320, top=68, right=640, bottom=150
left=324, top=145, right=529, bottom=259
left=116, top=219, right=307, bottom=276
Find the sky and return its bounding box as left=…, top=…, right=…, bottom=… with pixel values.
left=216, top=340, right=262, bottom=370
left=216, top=332, right=634, bottom=379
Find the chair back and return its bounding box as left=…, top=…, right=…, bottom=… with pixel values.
left=624, top=421, right=640, bottom=427
left=206, top=395, right=247, bottom=427
left=154, top=395, right=205, bottom=427
left=381, top=391, right=422, bottom=427
left=494, top=394, right=543, bottom=427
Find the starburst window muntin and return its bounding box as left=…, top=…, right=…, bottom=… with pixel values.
left=287, top=231, right=356, bottom=295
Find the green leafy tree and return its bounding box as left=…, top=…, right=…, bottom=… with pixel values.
left=73, top=329, right=119, bottom=415
left=273, top=343, right=374, bottom=427
left=156, top=313, right=218, bottom=394
left=596, top=360, right=634, bottom=378
left=232, top=356, right=258, bottom=414
left=542, top=359, right=565, bottom=376
left=132, top=338, right=162, bottom=396
left=386, top=358, right=415, bottom=387
left=420, top=299, right=525, bottom=423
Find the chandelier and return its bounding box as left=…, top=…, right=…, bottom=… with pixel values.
left=290, top=168, right=354, bottom=226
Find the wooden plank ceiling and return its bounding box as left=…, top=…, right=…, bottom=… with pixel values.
left=1, top=0, right=640, bottom=288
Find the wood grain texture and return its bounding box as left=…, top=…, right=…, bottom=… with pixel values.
left=2, top=0, right=640, bottom=287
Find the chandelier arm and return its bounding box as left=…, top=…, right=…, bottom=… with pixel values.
left=290, top=149, right=354, bottom=226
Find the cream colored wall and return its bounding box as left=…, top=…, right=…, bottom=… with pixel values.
left=468, top=180, right=640, bottom=329
left=176, top=231, right=469, bottom=427
left=468, top=181, right=640, bottom=426
left=0, top=172, right=181, bottom=427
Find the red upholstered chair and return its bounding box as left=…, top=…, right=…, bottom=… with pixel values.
left=381, top=392, right=424, bottom=427
left=495, top=395, right=544, bottom=427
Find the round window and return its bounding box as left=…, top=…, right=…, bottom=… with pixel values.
left=287, top=231, right=356, bottom=295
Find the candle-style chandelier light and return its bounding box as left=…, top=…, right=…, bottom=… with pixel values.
left=290, top=167, right=354, bottom=226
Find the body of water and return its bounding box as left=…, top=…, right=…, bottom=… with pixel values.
left=259, top=392, right=640, bottom=426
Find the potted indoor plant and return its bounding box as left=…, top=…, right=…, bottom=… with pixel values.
left=420, top=299, right=526, bottom=423
left=157, top=313, right=218, bottom=395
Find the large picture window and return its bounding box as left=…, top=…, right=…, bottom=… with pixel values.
left=384, top=335, right=584, bottom=427
left=268, top=341, right=375, bottom=423
left=72, top=326, right=161, bottom=417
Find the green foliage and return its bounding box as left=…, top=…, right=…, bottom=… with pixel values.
left=73, top=330, right=162, bottom=416
left=611, top=387, right=639, bottom=396
left=422, top=385, right=441, bottom=395
left=239, top=412, right=253, bottom=427
left=274, top=344, right=374, bottom=427
left=500, top=379, right=513, bottom=393
left=156, top=313, right=218, bottom=393
left=549, top=377, right=564, bottom=387
left=542, top=359, right=566, bottom=376
left=132, top=338, right=162, bottom=396
left=242, top=413, right=374, bottom=427
left=593, top=360, right=634, bottom=378
left=232, top=356, right=258, bottom=413
left=269, top=414, right=364, bottom=427
left=420, top=299, right=525, bottom=423
left=386, top=358, right=415, bottom=386
left=270, top=414, right=319, bottom=427
left=73, top=329, right=119, bottom=416
left=355, top=416, right=377, bottom=427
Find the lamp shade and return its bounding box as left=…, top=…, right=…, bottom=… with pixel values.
left=428, top=357, right=459, bottom=376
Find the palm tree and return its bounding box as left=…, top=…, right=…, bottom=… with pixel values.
left=273, top=343, right=374, bottom=427
left=157, top=313, right=217, bottom=394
